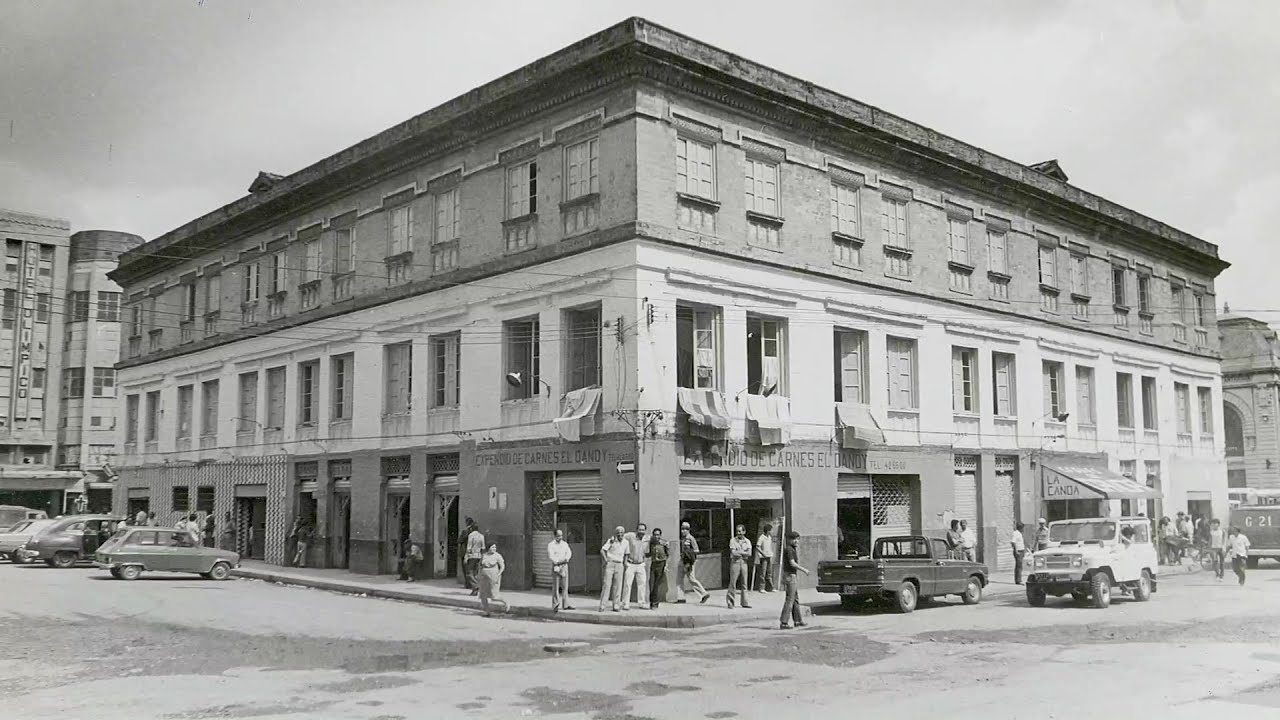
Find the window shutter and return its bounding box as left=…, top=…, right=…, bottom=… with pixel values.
left=839, top=332, right=863, bottom=404
left=1042, top=365, right=1053, bottom=416
left=994, top=358, right=1011, bottom=415
left=444, top=337, right=459, bottom=405
left=951, top=349, right=964, bottom=412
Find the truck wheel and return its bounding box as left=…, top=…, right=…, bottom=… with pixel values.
left=962, top=577, right=982, bottom=605
left=1089, top=573, right=1111, bottom=608
left=894, top=581, right=918, bottom=613
left=1026, top=585, right=1046, bottom=607
left=207, top=562, right=231, bottom=581
left=118, top=565, right=142, bottom=581
left=1133, top=570, right=1152, bottom=602
left=52, top=552, right=77, bottom=569
left=1247, top=557, right=1260, bottom=569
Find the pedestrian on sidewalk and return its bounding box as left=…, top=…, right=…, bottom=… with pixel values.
left=293, top=521, right=313, bottom=568
left=945, top=519, right=963, bottom=559
left=960, top=520, right=977, bottom=562
left=459, top=517, right=478, bottom=589
left=202, top=513, right=216, bottom=549
left=477, top=543, right=509, bottom=617
left=1228, top=526, right=1251, bottom=586
left=219, top=511, right=236, bottom=552
left=134, top=508, right=148, bottom=527
left=465, top=524, right=485, bottom=596
left=675, top=522, right=709, bottom=604
left=1011, top=522, right=1026, bottom=585
left=778, top=531, right=809, bottom=630
left=648, top=527, right=669, bottom=609
left=181, top=513, right=201, bottom=544
left=397, top=538, right=412, bottom=580
left=547, top=529, right=573, bottom=611
left=147, top=511, right=157, bottom=527
left=1035, top=518, right=1050, bottom=551
left=600, top=526, right=627, bottom=612
left=1209, top=518, right=1227, bottom=580
left=753, top=524, right=775, bottom=592
left=727, top=525, right=752, bottom=609
left=621, top=522, right=650, bottom=611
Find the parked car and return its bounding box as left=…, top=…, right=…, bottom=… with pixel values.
left=95, top=526, right=239, bottom=581
left=1228, top=505, right=1280, bottom=568
left=17, top=515, right=124, bottom=568
left=0, top=505, right=47, bottom=530
left=817, top=535, right=988, bottom=613
left=1025, top=516, right=1157, bottom=608
left=0, top=518, right=56, bottom=563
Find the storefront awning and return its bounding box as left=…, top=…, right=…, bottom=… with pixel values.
left=553, top=387, right=602, bottom=442
left=0, top=470, right=84, bottom=491
left=677, top=388, right=732, bottom=439
left=835, top=402, right=885, bottom=448
left=1042, top=465, right=1162, bottom=501
left=744, top=394, right=791, bottom=446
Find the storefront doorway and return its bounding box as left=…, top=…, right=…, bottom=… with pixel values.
left=126, top=491, right=149, bottom=522
left=992, top=456, right=1019, bottom=571
left=383, top=492, right=410, bottom=575
left=871, top=475, right=919, bottom=542
left=530, top=471, right=603, bottom=592
left=234, top=490, right=267, bottom=561
left=678, top=472, right=785, bottom=590
left=330, top=490, right=351, bottom=569
left=836, top=473, right=871, bottom=558
left=430, top=473, right=459, bottom=579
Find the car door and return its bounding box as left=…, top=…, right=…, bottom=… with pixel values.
left=81, top=520, right=102, bottom=556
left=929, top=538, right=965, bottom=594
left=166, top=530, right=204, bottom=573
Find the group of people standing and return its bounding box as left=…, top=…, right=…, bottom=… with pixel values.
left=944, top=519, right=978, bottom=561
left=129, top=508, right=233, bottom=550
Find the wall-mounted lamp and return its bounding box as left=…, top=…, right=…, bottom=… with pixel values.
left=505, top=372, right=553, bottom=395
left=734, top=380, right=777, bottom=400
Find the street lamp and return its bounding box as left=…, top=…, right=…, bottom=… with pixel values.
left=504, top=372, right=553, bottom=396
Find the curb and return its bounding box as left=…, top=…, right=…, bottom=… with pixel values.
left=231, top=567, right=820, bottom=629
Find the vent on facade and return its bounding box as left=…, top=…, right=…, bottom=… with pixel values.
left=1029, top=159, right=1069, bottom=183
left=248, top=171, right=284, bottom=194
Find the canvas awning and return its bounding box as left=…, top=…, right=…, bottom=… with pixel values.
left=677, top=388, right=732, bottom=439
left=744, top=394, right=791, bottom=446
left=835, top=402, right=885, bottom=448
left=553, top=387, right=602, bottom=442
left=0, top=470, right=84, bottom=491
left=1042, top=465, right=1162, bottom=501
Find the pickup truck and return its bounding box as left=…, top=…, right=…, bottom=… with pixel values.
left=817, top=535, right=988, bottom=613
left=1230, top=505, right=1280, bottom=568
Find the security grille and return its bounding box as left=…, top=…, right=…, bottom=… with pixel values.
left=872, top=477, right=915, bottom=538
left=531, top=473, right=557, bottom=589
left=295, top=461, right=318, bottom=480
left=953, top=455, right=979, bottom=529
left=431, top=454, right=460, bottom=473
left=381, top=456, right=411, bottom=476
left=994, top=464, right=1018, bottom=571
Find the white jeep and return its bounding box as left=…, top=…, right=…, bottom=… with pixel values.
left=1025, top=517, right=1158, bottom=609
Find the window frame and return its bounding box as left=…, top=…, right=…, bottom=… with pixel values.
left=829, top=182, right=860, bottom=238
left=237, top=372, right=259, bottom=435
left=1075, top=365, right=1096, bottom=425
left=834, top=328, right=868, bottom=405
left=503, top=318, right=541, bottom=401
left=564, top=305, right=602, bottom=393
left=675, top=136, right=716, bottom=201
left=1042, top=360, right=1065, bottom=418
left=886, top=336, right=918, bottom=410
left=676, top=304, right=722, bottom=391
left=176, top=384, right=193, bottom=440
left=744, top=157, right=780, bottom=218
left=331, top=354, right=353, bottom=421
left=388, top=203, right=414, bottom=256
left=298, top=360, right=320, bottom=425
left=429, top=334, right=461, bottom=408
left=91, top=367, right=115, bottom=398
left=991, top=351, right=1017, bottom=417
left=265, top=366, right=286, bottom=430
left=1141, top=376, right=1159, bottom=431
left=564, top=137, right=600, bottom=201
left=200, top=379, right=219, bottom=438
left=951, top=346, right=979, bottom=414
left=242, top=262, right=260, bottom=304
left=506, top=161, right=538, bottom=219
left=382, top=343, right=413, bottom=415
left=95, top=291, right=121, bottom=323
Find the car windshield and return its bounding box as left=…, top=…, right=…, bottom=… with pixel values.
left=6, top=520, right=31, bottom=533
left=1050, top=521, right=1117, bottom=543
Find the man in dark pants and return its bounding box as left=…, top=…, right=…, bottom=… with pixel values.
left=1011, top=522, right=1027, bottom=585
left=458, top=517, right=477, bottom=589
left=779, top=531, right=810, bottom=630
left=648, top=528, right=670, bottom=609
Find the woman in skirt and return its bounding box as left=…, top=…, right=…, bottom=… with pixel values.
left=477, top=542, right=509, bottom=617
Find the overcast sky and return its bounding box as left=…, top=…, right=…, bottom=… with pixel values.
left=1, top=0, right=1276, bottom=315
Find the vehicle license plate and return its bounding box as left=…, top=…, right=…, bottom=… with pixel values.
left=841, top=584, right=868, bottom=594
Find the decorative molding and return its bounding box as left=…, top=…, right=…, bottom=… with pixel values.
left=497, top=138, right=542, bottom=166
left=665, top=268, right=801, bottom=307
left=491, top=272, right=616, bottom=310
left=944, top=322, right=1023, bottom=345
left=827, top=163, right=865, bottom=187
left=823, top=299, right=928, bottom=329
left=671, top=113, right=723, bottom=143
left=553, top=112, right=604, bottom=142
left=741, top=136, right=786, bottom=162
left=1036, top=338, right=1099, bottom=359
left=425, top=169, right=463, bottom=194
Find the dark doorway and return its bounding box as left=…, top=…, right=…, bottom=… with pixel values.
left=837, top=497, right=872, bottom=557
left=235, top=496, right=267, bottom=560
left=127, top=496, right=150, bottom=521
left=445, top=496, right=459, bottom=579
left=330, top=492, right=351, bottom=569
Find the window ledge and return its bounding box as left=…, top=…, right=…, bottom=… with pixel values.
left=831, top=231, right=864, bottom=245
left=832, top=259, right=863, bottom=272
left=502, top=212, right=538, bottom=227
left=328, top=419, right=351, bottom=426
left=1070, top=292, right=1091, bottom=302
left=746, top=210, right=784, bottom=227
left=748, top=242, right=783, bottom=254
left=676, top=193, right=720, bottom=211
left=884, top=272, right=913, bottom=282
left=502, top=396, right=542, bottom=405
left=559, top=192, right=600, bottom=211
left=993, top=415, right=1018, bottom=422
left=947, top=260, right=975, bottom=273
left=383, top=250, right=414, bottom=265
left=1113, top=304, right=1130, bottom=313
left=952, top=411, right=980, bottom=419
left=381, top=412, right=412, bottom=418
left=883, top=245, right=913, bottom=257
left=298, top=279, right=322, bottom=292
left=887, top=407, right=920, bottom=415
left=267, top=290, right=287, bottom=301
left=240, top=301, right=259, bottom=310
left=1039, top=284, right=1060, bottom=295
left=331, top=270, right=356, bottom=281
left=1138, top=310, right=1155, bottom=318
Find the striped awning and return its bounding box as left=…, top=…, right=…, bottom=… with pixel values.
left=677, top=388, right=732, bottom=436
left=836, top=402, right=885, bottom=448
left=1043, top=465, right=1162, bottom=501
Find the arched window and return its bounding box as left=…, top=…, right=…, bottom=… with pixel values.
left=1224, top=403, right=1245, bottom=457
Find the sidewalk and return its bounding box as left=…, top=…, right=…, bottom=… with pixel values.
left=232, top=561, right=1025, bottom=628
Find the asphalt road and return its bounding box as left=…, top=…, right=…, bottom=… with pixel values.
left=3, top=561, right=1280, bottom=719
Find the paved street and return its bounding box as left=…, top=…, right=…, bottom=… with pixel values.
left=3, top=563, right=1280, bottom=718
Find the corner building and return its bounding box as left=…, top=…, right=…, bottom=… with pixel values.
left=111, top=19, right=1229, bottom=589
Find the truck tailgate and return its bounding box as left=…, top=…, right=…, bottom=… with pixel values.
left=818, top=559, right=881, bottom=586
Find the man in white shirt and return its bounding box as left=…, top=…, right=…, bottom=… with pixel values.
left=1228, top=526, right=1251, bottom=586
left=621, top=523, right=649, bottom=611
left=599, top=526, right=627, bottom=612
left=753, top=523, right=775, bottom=592
left=1208, top=519, right=1228, bottom=581
left=546, top=529, right=573, bottom=611
left=960, top=520, right=977, bottom=562
left=1010, top=522, right=1027, bottom=585
left=727, top=525, right=753, bottom=609
left=465, top=525, right=486, bottom=596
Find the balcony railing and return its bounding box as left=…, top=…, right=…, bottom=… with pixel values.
left=1194, top=328, right=1209, bottom=347
left=204, top=311, right=220, bottom=336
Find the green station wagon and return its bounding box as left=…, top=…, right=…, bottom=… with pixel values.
left=95, top=527, right=239, bottom=581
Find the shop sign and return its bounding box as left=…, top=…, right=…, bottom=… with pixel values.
left=1043, top=472, right=1102, bottom=500
left=474, top=447, right=631, bottom=468
left=681, top=443, right=918, bottom=474
left=723, top=497, right=740, bottom=509
left=12, top=242, right=38, bottom=420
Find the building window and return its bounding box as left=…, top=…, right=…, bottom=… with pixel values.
left=675, top=137, right=715, bottom=200
left=507, top=161, right=537, bottom=219
left=389, top=203, right=414, bottom=256
left=564, top=306, right=602, bottom=392
left=1197, top=387, right=1213, bottom=437
left=172, top=486, right=189, bottom=514
left=433, top=189, right=461, bottom=243
left=242, top=262, right=260, bottom=304
left=62, top=367, right=85, bottom=398
left=991, top=352, right=1016, bottom=417
left=200, top=380, right=219, bottom=438
left=834, top=329, right=868, bottom=404
left=676, top=305, right=720, bottom=390
left=1075, top=366, right=1096, bottom=425
left=125, top=394, right=139, bottom=445
left=269, top=251, right=286, bottom=295
left=884, top=247, right=911, bottom=278
left=565, top=138, right=599, bottom=201
left=1171, top=282, right=1186, bottom=341
left=91, top=367, right=115, bottom=397
left=265, top=366, right=285, bottom=430
left=96, top=292, right=121, bottom=322
left=331, top=354, right=353, bottom=421
left=237, top=372, right=258, bottom=434
left=302, top=238, right=322, bottom=284
left=1070, top=252, right=1088, bottom=296
left=1116, top=373, right=1134, bottom=429
left=1192, top=292, right=1207, bottom=327
left=988, top=229, right=1009, bottom=275
left=1, top=289, right=15, bottom=329
left=70, top=291, right=90, bottom=323
left=1112, top=265, right=1128, bottom=307
left=833, top=236, right=862, bottom=268
left=744, top=158, right=779, bottom=218
left=1038, top=245, right=1057, bottom=287
left=383, top=344, right=412, bottom=415
left=32, top=367, right=44, bottom=391
left=196, top=486, right=215, bottom=514
left=177, top=385, right=193, bottom=440
left=333, top=226, right=357, bottom=277
left=1174, top=382, right=1191, bottom=434
left=144, top=391, right=160, bottom=442
left=1137, top=274, right=1151, bottom=313
left=947, top=218, right=970, bottom=266
left=429, top=334, right=460, bottom=408
left=1225, top=404, right=1244, bottom=457
left=298, top=360, right=320, bottom=425
left=886, top=337, right=917, bottom=410
left=952, top=347, right=978, bottom=413
left=746, top=316, right=784, bottom=396
left=181, top=283, right=197, bottom=322
left=34, top=293, right=49, bottom=323
left=1141, top=376, right=1158, bottom=431
left=880, top=197, right=909, bottom=250
left=1042, top=361, right=1065, bottom=418
left=830, top=182, right=860, bottom=238
left=204, top=274, right=222, bottom=314
left=503, top=319, right=540, bottom=400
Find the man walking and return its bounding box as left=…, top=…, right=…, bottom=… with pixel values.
left=675, top=522, right=709, bottom=604
left=621, top=522, right=650, bottom=611
left=1209, top=518, right=1227, bottom=581
left=727, top=524, right=752, bottom=609
left=1228, top=526, right=1251, bottom=586
left=292, top=520, right=313, bottom=568
left=648, top=528, right=670, bottom=609
left=753, top=523, right=775, bottom=592
left=600, top=526, right=627, bottom=612
left=547, top=528, right=573, bottom=611
left=464, top=523, right=485, bottom=596
left=459, top=517, right=477, bottom=589
left=778, top=531, right=809, bottom=630
left=1011, top=521, right=1027, bottom=585
left=960, top=520, right=977, bottom=562
left=1035, top=518, right=1050, bottom=551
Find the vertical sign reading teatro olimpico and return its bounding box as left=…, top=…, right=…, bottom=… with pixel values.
left=12, top=242, right=38, bottom=422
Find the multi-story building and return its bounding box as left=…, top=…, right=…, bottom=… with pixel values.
left=0, top=211, right=139, bottom=516
left=109, top=19, right=1229, bottom=589
left=1219, top=312, right=1280, bottom=503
